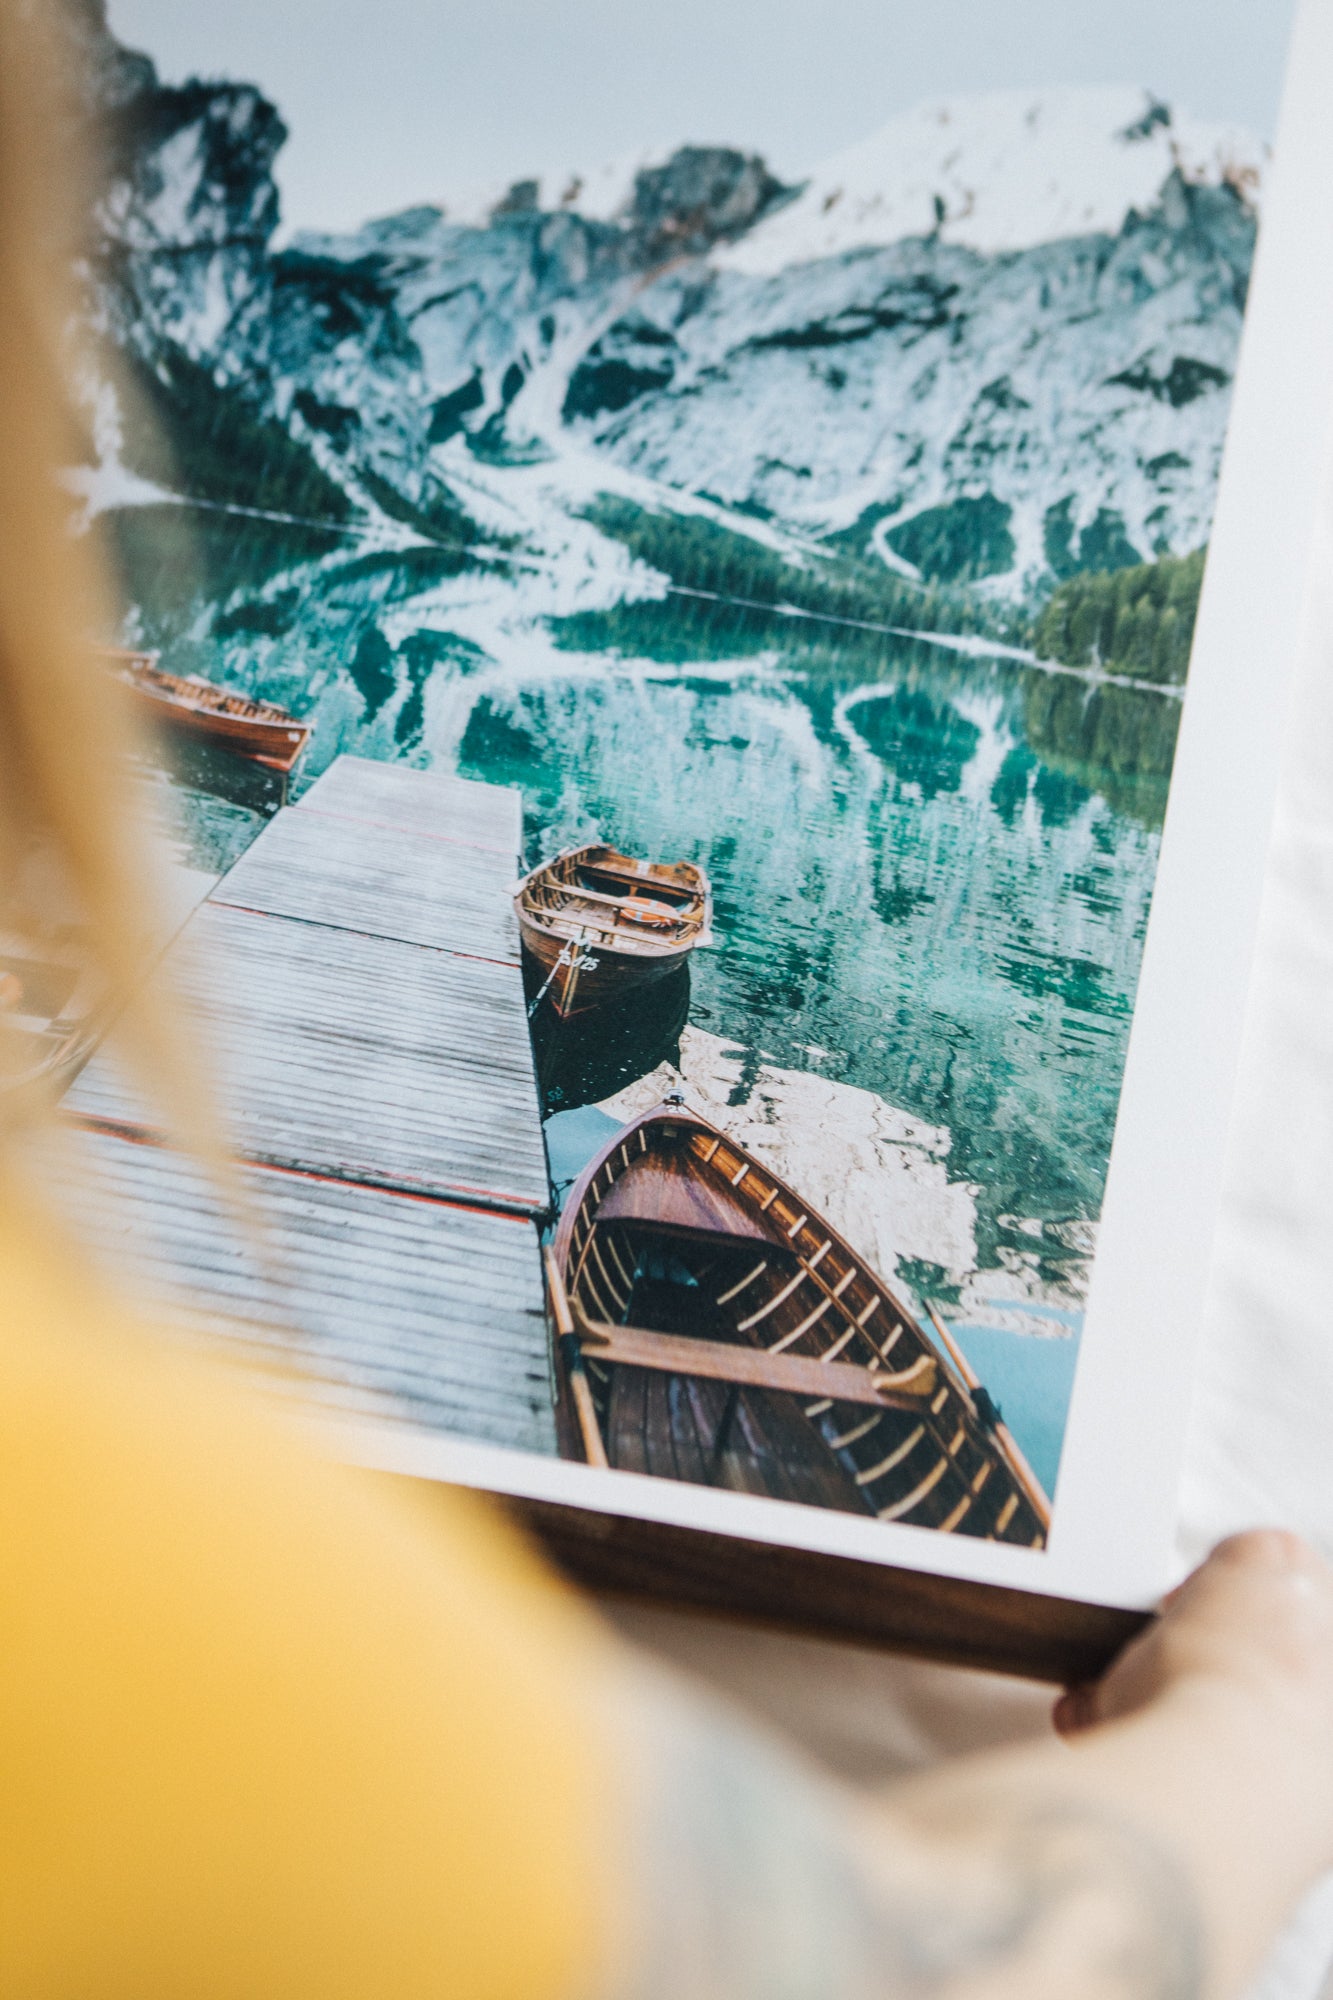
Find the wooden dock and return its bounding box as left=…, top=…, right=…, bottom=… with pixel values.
left=63, top=756, right=558, bottom=1456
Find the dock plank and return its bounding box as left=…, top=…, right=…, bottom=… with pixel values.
left=63, top=759, right=556, bottom=1455
left=68, top=898, right=549, bottom=1213
left=66, top=1129, right=557, bottom=1455
left=212, top=806, right=520, bottom=963
left=296, top=755, right=521, bottom=854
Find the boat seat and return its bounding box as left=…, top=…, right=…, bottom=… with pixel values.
left=577, top=871, right=693, bottom=905
left=542, top=882, right=696, bottom=918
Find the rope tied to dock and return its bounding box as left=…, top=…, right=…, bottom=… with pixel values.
left=526, top=932, right=597, bottom=1019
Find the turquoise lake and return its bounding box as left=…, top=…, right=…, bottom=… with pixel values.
left=118, top=508, right=1182, bottom=1500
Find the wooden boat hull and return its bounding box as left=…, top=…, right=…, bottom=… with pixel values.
left=519, top=915, right=688, bottom=1017
left=127, top=686, right=312, bottom=772
left=549, top=1102, right=1051, bottom=1547
left=104, top=648, right=312, bottom=774
left=516, top=845, right=711, bottom=1020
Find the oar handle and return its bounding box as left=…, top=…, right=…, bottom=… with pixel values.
left=543, top=1248, right=609, bottom=1469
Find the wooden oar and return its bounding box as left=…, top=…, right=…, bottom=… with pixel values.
left=926, top=1305, right=1052, bottom=1529
left=544, top=1247, right=609, bottom=1468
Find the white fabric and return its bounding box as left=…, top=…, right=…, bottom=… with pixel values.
left=1177, top=487, right=1333, bottom=1571
left=1167, top=451, right=1333, bottom=2000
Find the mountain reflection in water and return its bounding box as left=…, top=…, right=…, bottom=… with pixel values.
left=478, top=649, right=1174, bottom=1300
left=108, top=510, right=1179, bottom=1363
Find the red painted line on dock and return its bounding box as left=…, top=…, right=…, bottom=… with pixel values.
left=244, top=1156, right=541, bottom=1222
left=205, top=896, right=521, bottom=969
left=69, top=1111, right=161, bottom=1150
left=68, top=1114, right=545, bottom=1224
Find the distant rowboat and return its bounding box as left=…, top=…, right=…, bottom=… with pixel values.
left=547, top=1099, right=1050, bottom=1546
left=105, top=647, right=313, bottom=774
left=515, top=845, right=712, bottom=1019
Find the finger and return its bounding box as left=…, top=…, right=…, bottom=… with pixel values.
left=1210, top=1528, right=1310, bottom=1574
left=1154, top=1533, right=1305, bottom=1620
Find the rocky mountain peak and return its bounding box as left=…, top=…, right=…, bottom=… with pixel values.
left=53, top=1, right=286, bottom=264
left=65, top=8, right=287, bottom=364
left=101, top=81, right=286, bottom=255
left=482, top=142, right=793, bottom=264
left=626, top=146, right=794, bottom=259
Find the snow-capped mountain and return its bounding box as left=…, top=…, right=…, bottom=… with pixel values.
left=448, top=85, right=1264, bottom=262
left=74, top=2, right=1262, bottom=609
left=716, top=86, right=1264, bottom=272
left=559, top=164, right=1251, bottom=577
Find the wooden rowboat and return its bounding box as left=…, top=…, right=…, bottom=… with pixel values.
left=515, top=845, right=711, bottom=1019
left=105, top=647, right=313, bottom=774
left=547, top=1099, right=1051, bottom=1546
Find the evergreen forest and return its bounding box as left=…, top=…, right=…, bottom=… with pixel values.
left=1032, top=547, right=1206, bottom=685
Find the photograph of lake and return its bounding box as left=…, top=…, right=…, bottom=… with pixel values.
left=70, top=0, right=1288, bottom=1532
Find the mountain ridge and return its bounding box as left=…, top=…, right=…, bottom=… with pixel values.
left=453, top=84, right=1264, bottom=272
left=72, top=3, right=1257, bottom=618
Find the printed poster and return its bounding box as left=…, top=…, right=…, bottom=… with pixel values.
left=61, top=0, right=1306, bottom=1581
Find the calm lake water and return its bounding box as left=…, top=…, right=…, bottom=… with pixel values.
left=118, top=509, right=1182, bottom=1497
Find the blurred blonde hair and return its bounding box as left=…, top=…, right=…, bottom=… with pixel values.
left=0, top=0, right=210, bottom=1156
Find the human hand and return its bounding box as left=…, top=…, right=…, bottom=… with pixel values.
left=849, top=1533, right=1333, bottom=2000
left=1055, top=1531, right=1333, bottom=1742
